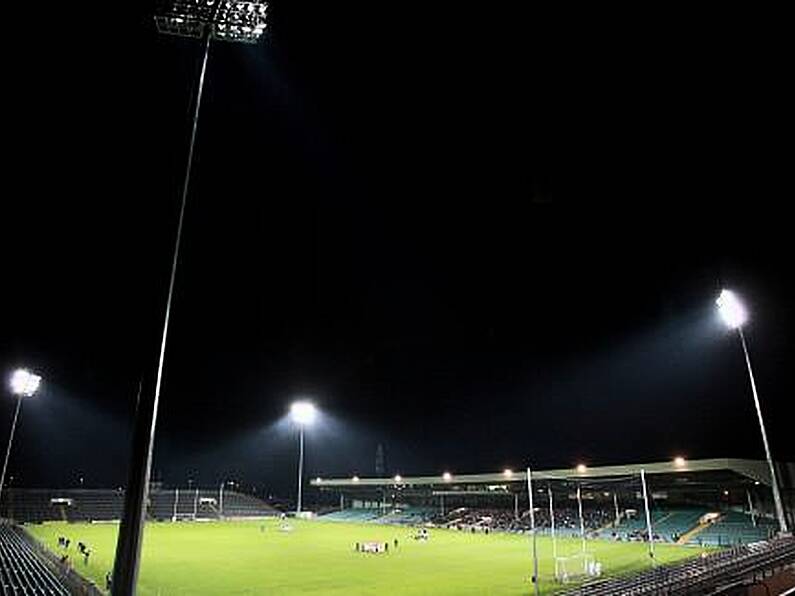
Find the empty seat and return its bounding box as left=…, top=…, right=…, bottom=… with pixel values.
left=0, top=522, right=70, bottom=596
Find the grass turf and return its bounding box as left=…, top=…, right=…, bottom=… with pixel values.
left=27, top=519, right=704, bottom=594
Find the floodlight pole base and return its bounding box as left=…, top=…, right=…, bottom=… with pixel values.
left=111, top=29, right=213, bottom=596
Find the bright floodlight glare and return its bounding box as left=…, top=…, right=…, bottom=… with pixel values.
left=502, top=469, right=513, bottom=478
left=394, top=474, right=402, bottom=483
left=352, top=475, right=359, bottom=483
left=716, top=289, right=747, bottom=329
left=442, top=472, right=452, bottom=482
left=576, top=464, right=587, bottom=473
left=674, top=456, right=686, bottom=467
left=290, top=401, right=316, bottom=426
left=155, top=0, right=269, bottom=43
left=10, top=369, right=41, bottom=397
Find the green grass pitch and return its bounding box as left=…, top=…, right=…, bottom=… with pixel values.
left=27, top=519, right=704, bottom=594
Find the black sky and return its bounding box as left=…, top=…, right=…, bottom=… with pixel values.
left=1, top=5, right=792, bottom=496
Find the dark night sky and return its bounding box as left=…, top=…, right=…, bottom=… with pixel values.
left=1, top=5, right=792, bottom=497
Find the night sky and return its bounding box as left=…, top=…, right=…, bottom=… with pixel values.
left=1, top=5, right=792, bottom=497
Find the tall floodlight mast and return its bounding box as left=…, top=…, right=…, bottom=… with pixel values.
left=291, top=401, right=317, bottom=514
left=111, top=3, right=268, bottom=594
left=715, top=289, right=789, bottom=535
left=0, top=369, right=42, bottom=508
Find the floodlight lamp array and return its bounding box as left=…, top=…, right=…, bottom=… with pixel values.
left=716, top=289, right=747, bottom=329
left=155, top=0, right=268, bottom=43
left=10, top=369, right=41, bottom=397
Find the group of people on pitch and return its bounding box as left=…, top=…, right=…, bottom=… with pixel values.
left=354, top=538, right=399, bottom=554
left=56, top=535, right=92, bottom=566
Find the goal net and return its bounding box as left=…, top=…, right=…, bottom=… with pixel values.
left=554, top=553, right=602, bottom=583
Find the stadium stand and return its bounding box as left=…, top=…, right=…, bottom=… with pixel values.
left=432, top=507, right=520, bottom=531
left=563, top=536, right=795, bottom=595
left=149, top=489, right=178, bottom=521
left=541, top=507, right=613, bottom=536
left=606, top=508, right=712, bottom=543
left=0, top=522, right=69, bottom=595
left=322, top=504, right=617, bottom=534
left=429, top=506, right=613, bottom=535
left=321, top=503, right=778, bottom=549
left=602, top=507, right=777, bottom=545
left=219, top=491, right=276, bottom=518
left=319, top=509, right=386, bottom=523
left=378, top=507, right=434, bottom=525
left=1, top=488, right=276, bottom=524
left=1, top=489, right=124, bottom=523
left=691, top=510, right=777, bottom=546
left=69, top=491, right=125, bottom=522
left=650, top=507, right=707, bottom=541
left=608, top=509, right=667, bottom=539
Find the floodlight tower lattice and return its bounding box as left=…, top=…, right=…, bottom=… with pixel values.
left=111, top=3, right=268, bottom=595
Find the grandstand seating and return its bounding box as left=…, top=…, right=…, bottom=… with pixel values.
left=320, top=507, right=434, bottom=524
left=148, top=488, right=277, bottom=521
left=0, top=522, right=69, bottom=595
left=608, top=507, right=709, bottom=542
left=319, top=509, right=386, bottom=523
left=0, top=490, right=125, bottom=524
left=604, top=507, right=775, bottom=545
left=219, top=491, right=276, bottom=518
left=149, top=490, right=177, bottom=521
left=608, top=509, right=667, bottom=539
left=690, top=510, right=777, bottom=546
left=320, top=504, right=776, bottom=549
left=1, top=488, right=275, bottom=524
left=429, top=506, right=613, bottom=535
left=71, top=491, right=124, bottom=522
left=651, top=507, right=705, bottom=540
left=378, top=507, right=434, bottom=525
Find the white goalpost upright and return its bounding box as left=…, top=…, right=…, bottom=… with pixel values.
left=526, top=468, right=539, bottom=596
left=747, top=489, right=757, bottom=528
left=171, top=487, right=202, bottom=522
left=640, top=468, right=655, bottom=562
left=576, top=485, right=586, bottom=554
left=548, top=486, right=557, bottom=560
left=172, top=488, right=179, bottom=522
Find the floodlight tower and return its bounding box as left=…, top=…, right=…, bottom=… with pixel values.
left=0, top=369, right=42, bottom=507
left=716, top=289, right=789, bottom=534
left=290, top=401, right=316, bottom=514
left=111, top=3, right=268, bottom=594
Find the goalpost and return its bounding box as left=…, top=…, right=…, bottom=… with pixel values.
left=555, top=552, right=601, bottom=583
left=171, top=488, right=200, bottom=522
left=528, top=469, right=604, bottom=589
left=543, top=474, right=606, bottom=584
